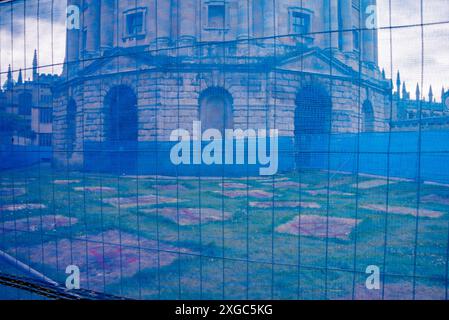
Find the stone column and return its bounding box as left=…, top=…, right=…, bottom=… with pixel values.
left=237, top=0, right=250, bottom=40
left=372, top=0, right=379, bottom=64
left=340, top=0, right=353, bottom=52
left=100, top=0, right=114, bottom=52
left=362, top=0, right=377, bottom=64
left=154, top=0, right=171, bottom=47
left=329, top=0, right=340, bottom=49
left=177, top=0, right=196, bottom=54
left=252, top=0, right=264, bottom=38
left=263, top=0, right=275, bottom=38
left=66, top=0, right=80, bottom=77
left=237, top=0, right=251, bottom=55
left=373, top=25, right=378, bottom=64
left=85, top=0, right=101, bottom=56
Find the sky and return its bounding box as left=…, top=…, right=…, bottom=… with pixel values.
left=377, top=0, right=449, bottom=101
left=0, top=0, right=448, bottom=101
left=0, top=0, right=67, bottom=82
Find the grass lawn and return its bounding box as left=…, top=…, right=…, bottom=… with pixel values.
left=1, top=163, right=449, bottom=299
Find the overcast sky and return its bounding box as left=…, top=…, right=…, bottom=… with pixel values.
left=377, top=0, right=449, bottom=101
left=0, top=0, right=448, bottom=101
left=0, top=0, right=66, bottom=82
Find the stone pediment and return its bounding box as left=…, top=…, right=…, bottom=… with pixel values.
left=81, top=49, right=157, bottom=77
left=277, top=49, right=354, bottom=78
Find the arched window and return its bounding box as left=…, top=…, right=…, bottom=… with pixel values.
left=66, top=98, right=77, bottom=154
left=199, top=87, right=233, bottom=134
left=104, top=85, right=138, bottom=142
left=18, top=92, right=32, bottom=116
left=362, top=100, right=375, bottom=132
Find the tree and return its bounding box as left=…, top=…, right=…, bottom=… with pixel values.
left=0, top=110, right=34, bottom=144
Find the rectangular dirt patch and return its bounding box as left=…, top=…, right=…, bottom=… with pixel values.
left=217, top=190, right=272, bottom=199
left=54, top=179, right=81, bottom=185
left=154, top=184, right=189, bottom=192
left=1, top=215, right=77, bottom=234
left=104, top=195, right=181, bottom=208
left=0, top=203, right=46, bottom=212
left=249, top=201, right=320, bottom=209
left=219, top=182, right=248, bottom=189
left=353, top=179, right=396, bottom=190
left=261, top=181, right=308, bottom=189
left=143, top=208, right=231, bottom=226
left=276, top=215, right=361, bottom=240
left=306, top=189, right=354, bottom=197
left=74, top=186, right=116, bottom=193
left=361, top=204, right=443, bottom=218
left=13, top=230, right=194, bottom=291
left=421, top=194, right=449, bottom=206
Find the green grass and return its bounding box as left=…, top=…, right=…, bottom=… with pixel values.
left=1, top=163, right=448, bottom=299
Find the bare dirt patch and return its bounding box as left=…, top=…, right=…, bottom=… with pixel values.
left=0, top=203, right=46, bottom=212
left=249, top=201, right=320, bottom=209
left=14, top=230, right=194, bottom=290
left=361, top=204, right=443, bottom=218
left=1, top=215, right=77, bottom=233
left=54, top=180, right=81, bottom=185
left=306, top=189, right=354, bottom=197
left=154, top=184, right=189, bottom=192
left=0, top=188, right=26, bottom=197
left=353, top=179, right=397, bottom=190
left=216, top=190, right=272, bottom=199
left=219, top=182, right=248, bottom=189
left=104, top=195, right=181, bottom=208
left=276, top=215, right=361, bottom=240
left=421, top=194, right=449, bottom=206
left=142, top=208, right=232, bottom=226
left=74, top=186, right=116, bottom=193
left=261, top=181, right=308, bottom=189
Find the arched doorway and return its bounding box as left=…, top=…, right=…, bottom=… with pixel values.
left=104, top=85, right=138, bottom=173
left=362, top=100, right=374, bottom=132
left=294, top=84, right=332, bottom=167
left=66, top=98, right=77, bottom=155
left=105, top=85, right=138, bottom=142
left=199, top=87, right=233, bottom=133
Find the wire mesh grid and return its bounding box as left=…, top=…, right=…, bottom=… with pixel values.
left=0, top=0, right=449, bottom=300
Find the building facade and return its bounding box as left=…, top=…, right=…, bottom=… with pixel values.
left=391, top=73, right=449, bottom=131
left=53, top=0, right=392, bottom=174
left=1, top=51, right=58, bottom=148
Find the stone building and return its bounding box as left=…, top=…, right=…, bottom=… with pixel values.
left=53, top=0, right=391, bottom=174
left=392, top=71, right=449, bottom=131
left=1, top=50, right=58, bottom=148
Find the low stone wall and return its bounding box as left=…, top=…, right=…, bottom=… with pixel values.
left=0, top=145, right=52, bottom=170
